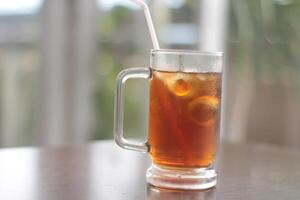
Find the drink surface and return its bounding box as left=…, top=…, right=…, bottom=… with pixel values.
left=148, top=69, right=222, bottom=168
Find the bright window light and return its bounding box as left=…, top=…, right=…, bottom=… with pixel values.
left=0, top=0, right=43, bottom=16
left=165, top=0, right=186, bottom=9
left=97, top=0, right=150, bottom=11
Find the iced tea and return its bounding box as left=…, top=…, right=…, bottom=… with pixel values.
left=148, top=70, right=222, bottom=168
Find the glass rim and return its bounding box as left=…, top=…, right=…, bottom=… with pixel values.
left=151, top=49, right=224, bottom=57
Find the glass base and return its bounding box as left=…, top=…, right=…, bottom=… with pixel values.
left=146, top=163, right=217, bottom=190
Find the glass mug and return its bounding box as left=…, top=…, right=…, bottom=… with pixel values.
left=114, top=49, right=223, bottom=190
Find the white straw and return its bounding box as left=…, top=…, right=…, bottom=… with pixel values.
left=129, top=0, right=160, bottom=49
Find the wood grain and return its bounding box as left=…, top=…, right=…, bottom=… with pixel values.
left=0, top=141, right=299, bottom=200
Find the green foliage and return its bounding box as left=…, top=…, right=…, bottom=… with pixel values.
left=227, top=0, right=300, bottom=83
left=99, top=6, right=132, bottom=39
left=93, top=6, right=145, bottom=140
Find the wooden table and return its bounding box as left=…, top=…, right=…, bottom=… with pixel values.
left=0, top=140, right=300, bottom=200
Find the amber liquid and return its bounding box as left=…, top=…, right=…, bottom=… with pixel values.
left=148, top=70, right=222, bottom=168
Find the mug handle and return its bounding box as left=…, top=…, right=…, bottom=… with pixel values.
left=114, top=67, right=151, bottom=153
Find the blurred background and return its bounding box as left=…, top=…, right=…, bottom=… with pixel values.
left=0, top=0, right=299, bottom=148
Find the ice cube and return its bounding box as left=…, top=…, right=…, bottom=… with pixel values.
left=197, top=74, right=206, bottom=81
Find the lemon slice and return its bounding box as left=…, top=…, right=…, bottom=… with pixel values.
left=159, top=73, right=195, bottom=97
left=173, top=78, right=190, bottom=96
left=187, top=96, right=219, bottom=126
